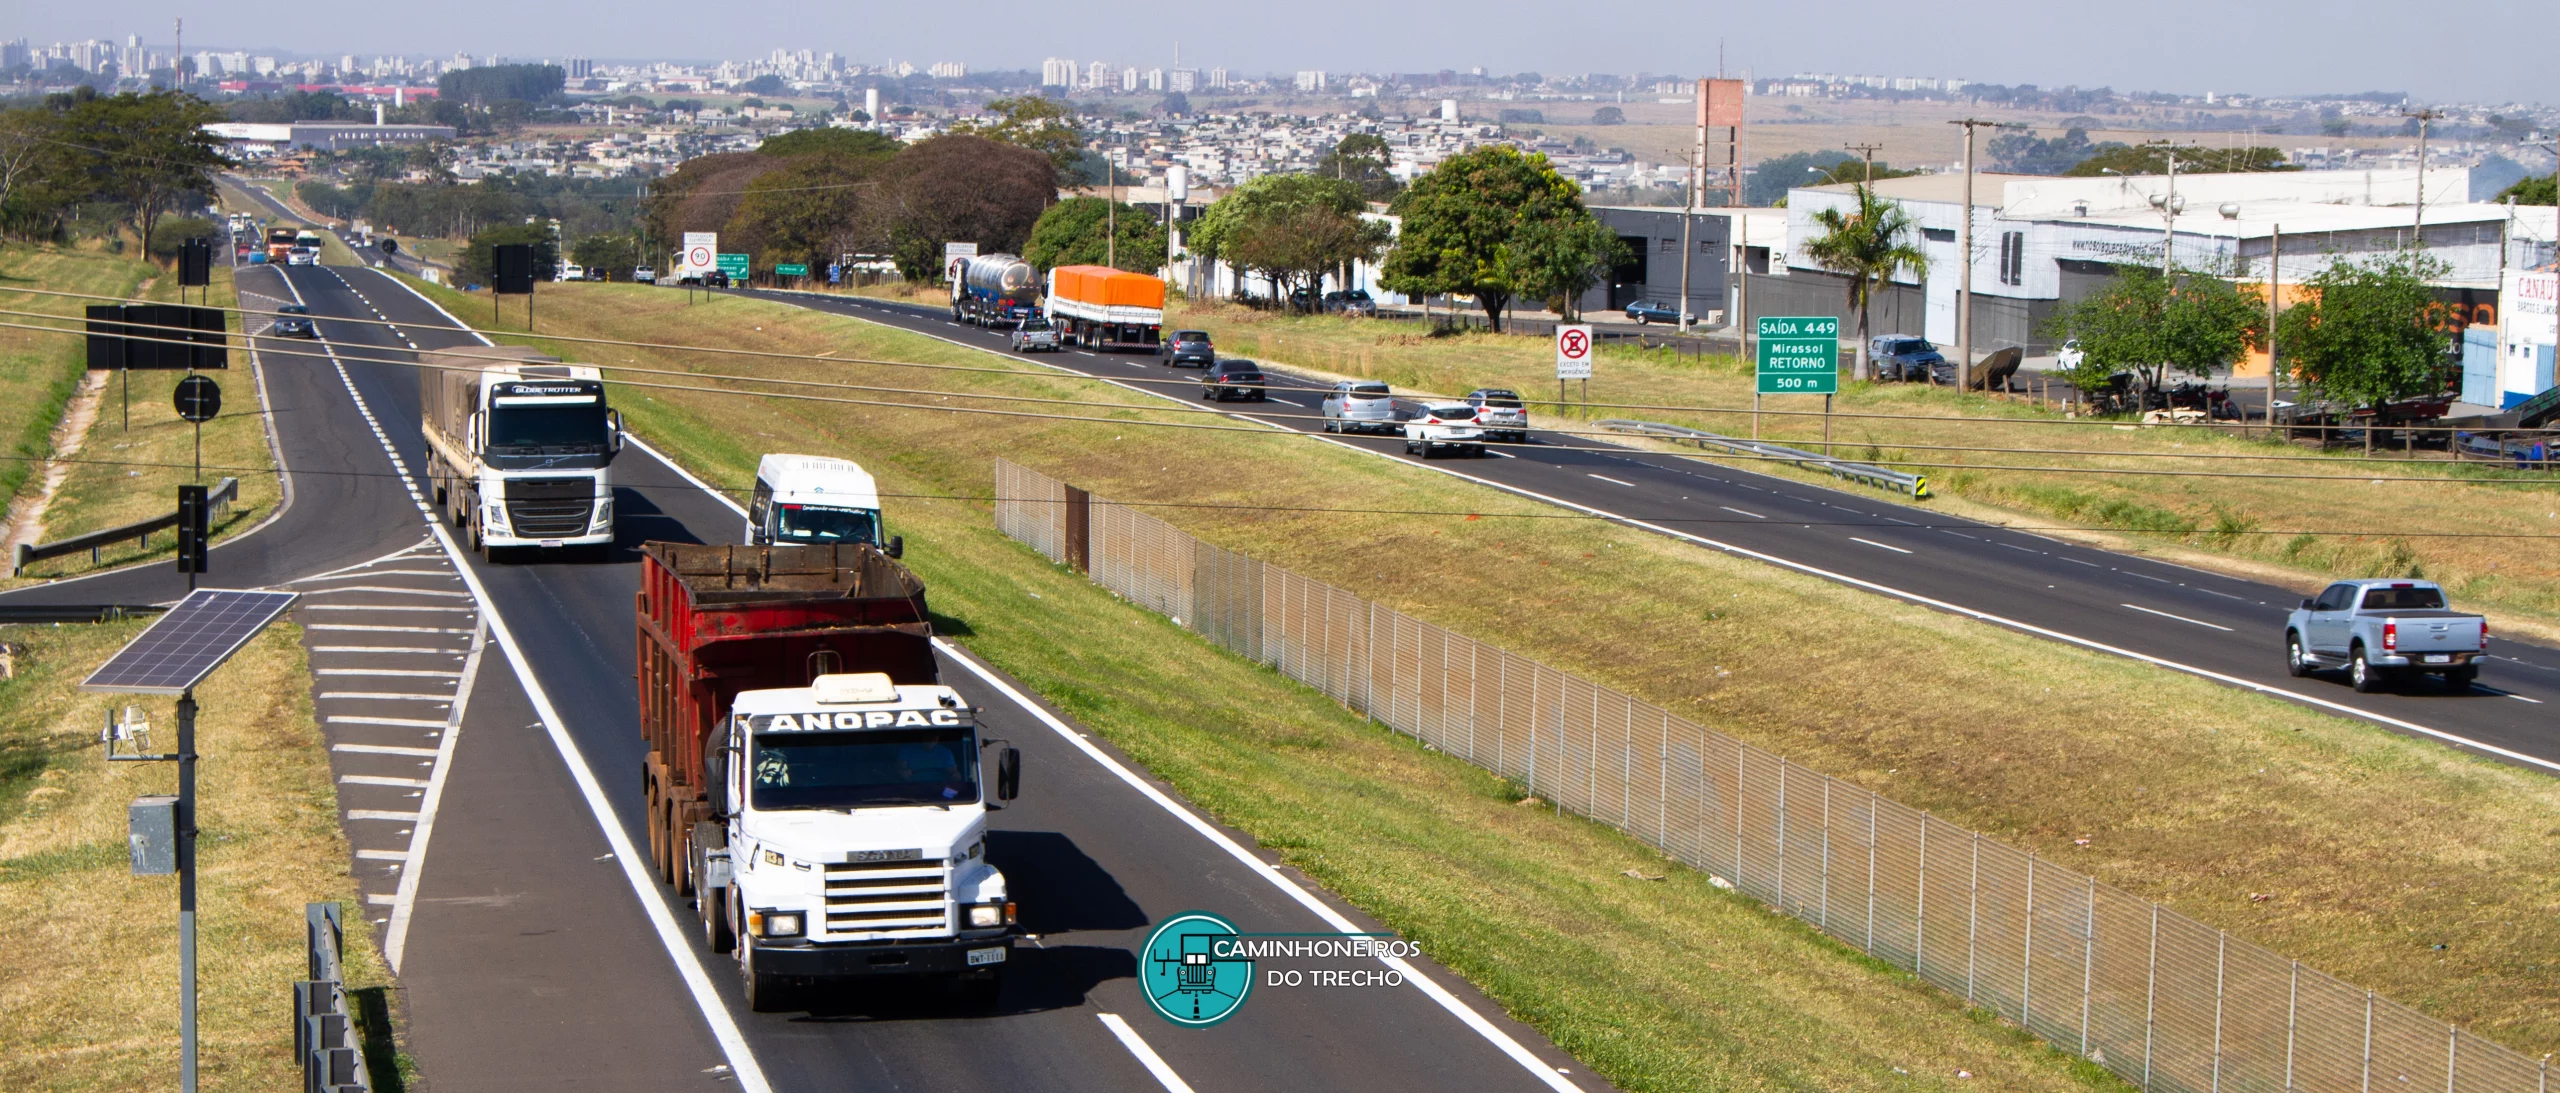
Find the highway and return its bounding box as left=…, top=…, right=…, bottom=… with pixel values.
left=721, top=287, right=2560, bottom=776
left=3, top=259, right=1604, bottom=1091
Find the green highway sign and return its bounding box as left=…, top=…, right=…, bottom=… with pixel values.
left=716, top=252, right=750, bottom=278
left=1756, top=315, right=1839, bottom=395
left=775, top=263, right=810, bottom=277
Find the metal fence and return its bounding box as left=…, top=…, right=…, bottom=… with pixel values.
left=992, top=459, right=2551, bottom=1093
left=293, top=901, right=373, bottom=1092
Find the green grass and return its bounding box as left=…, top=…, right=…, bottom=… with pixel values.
left=0, top=620, right=398, bottom=1091
left=0, top=245, right=159, bottom=517
left=400, top=275, right=2560, bottom=1070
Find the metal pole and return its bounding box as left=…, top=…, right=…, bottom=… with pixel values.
left=1915, top=814, right=1928, bottom=975
left=1865, top=792, right=1878, bottom=955
left=2213, top=930, right=2227, bottom=1092
left=2163, top=149, right=2179, bottom=279
left=2267, top=224, right=2281, bottom=429
left=2081, top=877, right=2096, bottom=1058
left=1965, top=832, right=1980, bottom=1004
left=1678, top=80, right=1703, bottom=333
left=2285, top=962, right=2300, bottom=1093
left=177, top=689, right=199, bottom=1093
left=1958, top=123, right=1977, bottom=392
left=2363, top=990, right=2374, bottom=1093
left=1774, top=763, right=1787, bottom=910
left=2144, top=903, right=2160, bottom=1087
left=2022, top=854, right=2035, bottom=1027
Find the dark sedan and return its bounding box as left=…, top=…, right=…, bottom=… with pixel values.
left=1625, top=300, right=1683, bottom=325
left=1161, top=329, right=1216, bottom=367
left=1202, top=359, right=1267, bottom=401
left=270, top=303, right=316, bottom=338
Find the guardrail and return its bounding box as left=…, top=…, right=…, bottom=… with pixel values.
left=12, top=477, right=237, bottom=576
left=1595, top=419, right=1930, bottom=498
left=293, top=902, right=372, bottom=1092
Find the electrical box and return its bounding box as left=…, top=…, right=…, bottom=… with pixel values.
left=129, top=795, right=178, bottom=875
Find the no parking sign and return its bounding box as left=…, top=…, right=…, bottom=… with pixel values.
left=1555, top=324, right=1593, bottom=380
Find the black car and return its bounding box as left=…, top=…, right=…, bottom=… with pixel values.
left=1161, top=329, right=1216, bottom=367
left=270, top=303, right=316, bottom=338
left=1625, top=299, right=1683, bottom=325
left=1202, top=359, right=1267, bottom=401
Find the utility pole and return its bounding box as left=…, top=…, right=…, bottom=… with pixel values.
left=1844, top=142, right=1884, bottom=183
left=2402, top=108, right=2444, bottom=244
left=172, top=18, right=180, bottom=91
left=2266, top=223, right=2281, bottom=429
left=1678, top=78, right=1705, bottom=332
left=1947, top=119, right=2010, bottom=392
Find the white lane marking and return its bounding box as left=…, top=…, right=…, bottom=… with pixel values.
left=2125, top=571, right=2177, bottom=585
left=326, top=715, right=448, bottom=728
left=304, top=604, right=475, bottom=613
left=2058, top=557, right=2105, bottom=569
left=296, top=585, right=473, bottom=598
left=319, top=692, right=453, bottom=702
left=1332, top=453, right=2560, bottom=777
left=341, top=775, right=431, bottom=788
left=355, top=849, right=411, bottom=861
left=1850, top=537, right=1913, bottom=554
left=307, top=624, right=475, bottom=634
left=317, top=668, right=463, bottom=678
left=1267, top=397, right=1304, bottom=406
left=938, top=640, right=1580, bottom=1093
left=347, top=810, right=424, bottom=821
left=2193, top=587, right=2251, bottom=601
left=1587, top=474, right=1636, bottom=487
left=306, top=272, right=777, bottom=1093
left=333, top=743, right=439, bottom=757
left=1483, top=449, right=1515, bottom=458
left=310, top=645, right=464, bottom=654
left=2121, top=604, right=2236, bottom=632
left=2508, top=693, right=2544, bottom=704
left=1718, top=506, right=1764, bottom=519
left=365, top=893, right=396, bottom=906
left=1097, top=1013, right=1198, bottom=1093
left=1884, top=516, right=1918, bottom=525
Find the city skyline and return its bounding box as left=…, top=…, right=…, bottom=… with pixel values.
left=9, top=0, right=2553, bottom=105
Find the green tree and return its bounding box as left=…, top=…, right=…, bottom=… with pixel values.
left=1195, top=174, right=1389, bottom=308
left=725, top=152, right=878, bottom=272
left=2496, top=175, right=2556, bottom=205
left=1591, top=106, right=1625, bottom=125
left=456, top=223, right=556, bottom=287
left=2277, top=249, right=2452, bottom=429
left=952, top=96, right=1085, bottom=183
left=56, top=90, right=230, bottom=255
left=2064, top=144, right=2296, bottom=177
left=740, top=74, right=787, bottom=96
left=1022, top=196, right=1166, bottom=273
left=438, top=64, right=565, bottom=105
left=1795, top=184, right=1928, bottom=379
left=2045, top=266, right=2264, bottom=400
left=1748, top=150, right=1856, bottom=206
left=1381, top=145, right=1612, bottom=331
left=1988, top=127, right=2115, bottom=175
left=757, top=127, right=899, bottom=161
left=1809, top=159, right=1920, bottom=188
left=571, top=233, right=641, bottom=278
left=1313, top=133, right=1402, bottom=202
left=0, top=107, right=57, bottom=241
left=871, top=134, right=1058, bottom=280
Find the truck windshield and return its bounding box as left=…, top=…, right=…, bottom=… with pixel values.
left=488, top=404, right=608, bottom=453
left=751, top=728, right=978, bottom=809
left=774, top=503, right=879, bottom=544
left=2360, top=586, right=2446, bottom=610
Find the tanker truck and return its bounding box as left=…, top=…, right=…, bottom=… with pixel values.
left=951, top=254, right=1039, bottom=328
left=1045, top=265, right=1164, bottom=352
left=638, top=541, right=1020, bottom=1011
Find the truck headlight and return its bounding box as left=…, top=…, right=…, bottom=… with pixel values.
left=752, top=910, right=803, bottom=937
left=484, top=502, right=507, bottom=531
left=589, top=495, right=613, bottom=532
left=965, top=902, right=1015, bottom=928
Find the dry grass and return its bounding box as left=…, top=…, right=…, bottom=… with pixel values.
left=0, top=620, right=394, bottom=1092
left=0, top=245, right=160, bottom=514
left=1159, top=300, right=2560, bottom=633
left=419, top=277, right=2560, bottom=1058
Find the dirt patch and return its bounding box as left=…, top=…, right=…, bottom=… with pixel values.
left=0, top=371, right=107, bottom=567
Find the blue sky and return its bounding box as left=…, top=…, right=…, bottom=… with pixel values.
left=20, top=0, right=2550, bottom=105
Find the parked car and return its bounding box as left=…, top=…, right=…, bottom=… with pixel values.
left=1323, top=290, right=1376, bottom=315
left=1869, top=334, right=1952, bottom=383
left=1202, top=359, right=1267, bottom=401
left=1626, top=299, right=1683, bottom=325
left=1010, top=317, right=1063, bottom=353
left=1322, top=380, right=1398, bottom=434
left=270, top=303, right=316, bottom=338
left=1160, top=329, right=1216, bottom=367
left=1403, top=402, right=1486, bottom=458
left=633, top=265, right=656, bottom=285
left=2054, top=337, right=2083, bottom=371
left=2284, top=579, right=2486, bottom=692
left=1464, top=388, right=1529, bottom=443
left=558, top=264, right=586, bottom=281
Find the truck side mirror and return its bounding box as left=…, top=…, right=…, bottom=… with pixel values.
left=887, top=535, right=904, bottom=559
left=467, top=411, right=482, bottom=452
left=995, top=747, right=1019, bottom=802
left=607, top=408, right=625, bottom=454
left=706, top=725, right=732, bottom=817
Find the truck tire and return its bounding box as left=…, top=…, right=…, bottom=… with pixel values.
left=2350, top=645, right=2384, bottom=693
left=2285, top=633, right=2311, bottom=677
left=691, top=821, right=733, bottom=952
left=739, top=932, right=793, bottom=1012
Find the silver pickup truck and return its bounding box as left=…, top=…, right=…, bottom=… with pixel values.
left=2284, top=579, right=2485, bottom=692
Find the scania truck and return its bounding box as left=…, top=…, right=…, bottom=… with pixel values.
left=637, top=541, right=1020, bottom=1011
left=420, top=346, right=622, bottom=556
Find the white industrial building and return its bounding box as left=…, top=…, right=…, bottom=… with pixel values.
left=203, top=122, right=456, bottom=154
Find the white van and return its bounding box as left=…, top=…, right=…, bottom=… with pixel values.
left=745, top=453, right=899, bottom=556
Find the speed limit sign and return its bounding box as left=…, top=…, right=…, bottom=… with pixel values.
left=1555, top=324, right=1593, bottom=380
left=683, top=231, right=717, bottom=273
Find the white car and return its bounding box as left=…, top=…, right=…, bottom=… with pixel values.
left=559, top=264, right=585, bottom=281
left=633, top=266, right=656, bottom=284
left=1402, top=402, right=1486, bottom=458
left=2055, top=338, right=2083, bottom=371
left=284, top=246, right=318, bottom=266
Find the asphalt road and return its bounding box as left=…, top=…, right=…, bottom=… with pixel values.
left=6, top=260, right=1606, bottom=1091
left=722, top=288, right=2560, bottom=776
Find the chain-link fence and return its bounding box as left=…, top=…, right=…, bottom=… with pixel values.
left=994, top=459, right=2550, bottom=1093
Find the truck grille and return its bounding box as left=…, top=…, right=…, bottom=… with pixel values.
left=820, top=858, right=948, bottom=937
left=504, top=478, right=594, bottom=537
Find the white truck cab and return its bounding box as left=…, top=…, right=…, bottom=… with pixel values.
left=745, top=453, right=901, bottom=557
left=708, top=672, right=1019, bottom=1010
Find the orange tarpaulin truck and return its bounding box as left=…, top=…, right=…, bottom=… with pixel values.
left=1044, top=265, right=1164, bottom=352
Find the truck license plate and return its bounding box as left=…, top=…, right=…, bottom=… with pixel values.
left=967, top=946, right=1006, bottom=966
left=540, top=540, right=564, bottom=548
left=2424, top=654, right=2450, bottom=664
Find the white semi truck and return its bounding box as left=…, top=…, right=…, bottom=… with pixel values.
left=420, top=346, right=623, bottom=556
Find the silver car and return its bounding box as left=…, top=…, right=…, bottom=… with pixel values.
left=1322, top=381, right=1397, bottom=434
left=1464, top=388, right=1528, bottom=443
left=1009, top=318, right=1062, bottom=353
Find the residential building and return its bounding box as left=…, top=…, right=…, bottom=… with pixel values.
left=1042, top=57, right=1076, bottom=87
left=1145, top=67, right=1164, bottom=92
left=1208, top=67, right=1228, bottom=89
left=1295, top=70, right=1326, bottom=93
left=1169, top=68, right=1197, bottom=93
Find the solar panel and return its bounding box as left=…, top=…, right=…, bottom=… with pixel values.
left=80, top=589, right=298, bottom=695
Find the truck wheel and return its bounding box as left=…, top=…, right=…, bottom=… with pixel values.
left=2285, top=633, right=2311, bottom=677
left=701, top=885, right=734, bottom=953
left=2350, top=645, right=2383, bottom=693
left=739, top=932, right=793, bottom=1013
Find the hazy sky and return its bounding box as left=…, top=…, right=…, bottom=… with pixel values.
left=20, top=0, right=2551, bottom=105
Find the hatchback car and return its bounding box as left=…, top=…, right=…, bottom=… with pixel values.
left=633, top=265, right=656, bottom=284
left=1010, top=318, right=1062, bottom=353
left=1161, top=330, right=1215, bottom=367
left=1322, top=381, right=1398, bottom=434
left=1403, top=403, right=1486, bottom=458
left=1464, top=388, right=1529, bottom=443
left=1625, top=299, right=1683, bottom=325
left=1203, top=359, right=1267, bottom=401
left=270, top=304, right=316, bottom=338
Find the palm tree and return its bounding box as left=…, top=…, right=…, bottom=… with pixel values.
left=1799, top=184, right=1929, bottom=381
